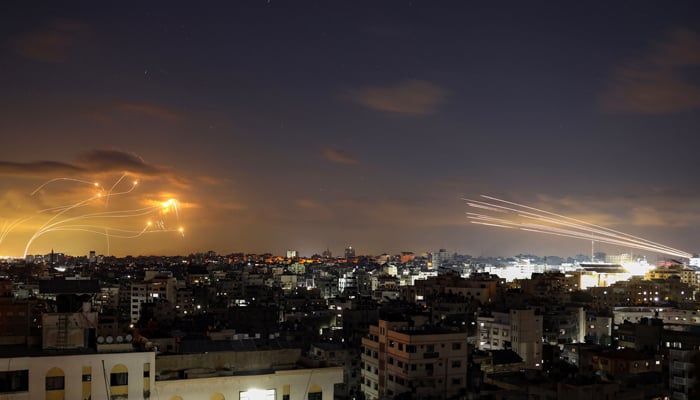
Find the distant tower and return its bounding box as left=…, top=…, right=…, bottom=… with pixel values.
left=286, top=249, right=298, bottom=259
left=345, top=246, right=356, bottom=260
left=89, top=250, right=96, bottom=264
left=431, top=248, right=449, bottom=269
left=322, top=247, right=332, bottom=259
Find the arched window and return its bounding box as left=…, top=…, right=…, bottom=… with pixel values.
left=110, top=364, right=128, bottom=399
left=308, top=384, right=322, bottom=400
left=45, top=367, right=65, bottom=400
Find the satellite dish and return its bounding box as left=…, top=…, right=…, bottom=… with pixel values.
left=125, top=334, right=133, bottom=342
left=116, top=336, right=124, bottom=343
left=106, top=336, right=114, bottom=344
left=97, top=336, right=105, bottom=344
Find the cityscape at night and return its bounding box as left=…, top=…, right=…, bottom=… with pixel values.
left=2, top=1, right=700, bottom=399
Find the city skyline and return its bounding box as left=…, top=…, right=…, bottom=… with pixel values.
left=2, top=2, right=700, bottom=258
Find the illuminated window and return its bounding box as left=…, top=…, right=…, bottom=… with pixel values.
left=240, top=389, right=275, bottom=400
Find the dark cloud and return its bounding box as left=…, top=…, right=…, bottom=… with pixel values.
left=11, top=19, right=88, bottom=63
left=322, top=147, right=358, bottom=165
left=602, top=28, right=700, bottom=114
left=0, top=161, right=85, bottom=177
left=0, top=149, right=165, bottom=178
left=77, top=149, right=164, bottom=175
left=345, top=80, right=447, bottom=116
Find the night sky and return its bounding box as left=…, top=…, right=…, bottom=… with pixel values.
left=1, top=1, right=700, bottom=258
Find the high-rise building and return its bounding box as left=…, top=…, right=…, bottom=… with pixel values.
left=361, top=317, right=468, bottom=400
left=286, top=249, right=298, bottom=259
left=345, top=246, right=356, bottom=260
left=430, top=248, right=449, bottom=269
left=669, top=348, right=700, bottom=400
left=477, top=308, right=543, bottom=369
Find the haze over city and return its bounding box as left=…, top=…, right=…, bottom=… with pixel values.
left=2, top=1, right=700, bottom=258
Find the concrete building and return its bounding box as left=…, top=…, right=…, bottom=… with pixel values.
left=361, top=318, right=468, bottom=400
left=130, top=274, right=177, bottom=322
left=669, top=348, right=700, bottom=400
left=0, top=348, right=342, bottom=400
left=0, top=350, right=154, bottom=400
left=477, top=309, right=543, bottom=369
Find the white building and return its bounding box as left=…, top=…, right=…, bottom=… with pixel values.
left=0, top=350, right=342, bottom=400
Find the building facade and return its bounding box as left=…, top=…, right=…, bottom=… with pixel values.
left=361, top=318, right=468, bottom=400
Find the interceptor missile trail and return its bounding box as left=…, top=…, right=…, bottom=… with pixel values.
left=3, top=174, right=187, bottom=257
left=464, top=195, right=692, bottom=259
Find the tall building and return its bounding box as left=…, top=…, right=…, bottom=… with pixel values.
left=669, top=348, right=700, bottom=400
left=130, top=273, right=177, bottom=323
left=430, top=248, right=449, bottom=269
left=477, top=308, right=543, bottom=369
left=345, top=246, right=356, bottom=260
left=361, top=318, right=468, bottom=400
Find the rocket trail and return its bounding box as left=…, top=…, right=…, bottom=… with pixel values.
left=464, top=195, right=692, bottom=259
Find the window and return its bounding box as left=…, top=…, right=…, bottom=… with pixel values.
left=45, top=376, right=64, bottom=390
left=110, top=364, right=129, bottom=400
left=46, top=367, right=65, bottom=400
left=398, top=343, right=404, bottom=351
left=388, top=357, right=394, bottom=365
left=452, top=360, right=462, bottom=368
left=308, top=390, right=322, bottom=400
left=406, top=345, right=417, bottom=353
left=82, top=366, right=92, bottom=400
left=452, top=378, right=461, bottom=385
left=143, top=362, right=151, bottom=399
left=452, top=342, right=461, bottom=350
left=0, top=370, right=28, bottom=393
left=240, top=389, right=276, bottom=400
left=426, top=344, right=435, bottom=352
left=111, top=372, right=128, bottom=386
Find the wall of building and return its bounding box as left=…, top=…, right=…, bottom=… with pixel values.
left=155, top=348, right=301, bottom=375
left=0, top=351, right=155, bottom=400
left=154, top=367, right=342, bottom=400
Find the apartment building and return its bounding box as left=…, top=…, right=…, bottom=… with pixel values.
left=361, top=317, right=468, bottom=400
left=477, top=308, right=543, bottom=369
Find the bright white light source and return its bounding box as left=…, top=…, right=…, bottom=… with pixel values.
left=240, top=389, right=275, bottom=400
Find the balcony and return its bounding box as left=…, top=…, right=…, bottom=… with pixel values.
left=423, top=352, right=439, bottom=359
left=673, top=376, right=689, bottom=387
left=672, top=361, right=695, bottom=372
left=671, top=392, right=688, bottom=400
